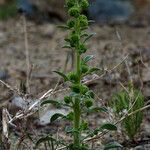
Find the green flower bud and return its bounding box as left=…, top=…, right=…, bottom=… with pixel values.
left=64, top=96, right=72, bottom=104
left=81, top=0, right=89, bottom=9
left=85, top=98, right=93, bottom=108
left=71, top=34, right=79, bottom=43
left=79, top=44, right=87, bottom=54
left=67, top=72, right=78, bottom=83
left=66, top=0, right=75, bottom=8
left=81, top=65, right=89, bottom=74
left=80, top=85, right=89, bottom=94
left=69, top=7, right=80, bottom=17
left=81, top=121, right=88, bottom=130
left=67, top=19, right=75, bottom=28
left=71, top=84, right=80, bottom=93
left=86, top=90, right=94, bottom=98
left=79, top=15, right=88, bottom=27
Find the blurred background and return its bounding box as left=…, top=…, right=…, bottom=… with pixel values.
left=0, top=1, right=150, bottom=149
left=0, top=0, right=150, bottom=24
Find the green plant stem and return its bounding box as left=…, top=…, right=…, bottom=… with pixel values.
left=73, top=47, right=81, bottom=149
left=73, top=10, right=81, bottom=148
left=73, top=97, right=81, bottom=149
left=76, top=52, right=81, bottom=82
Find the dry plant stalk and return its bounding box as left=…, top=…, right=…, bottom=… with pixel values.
left=23, top=14, right=31, bottom=94
left=2, top=108, right=10, bottom=150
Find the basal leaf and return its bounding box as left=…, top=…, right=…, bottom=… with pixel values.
left=36, top=136, right=55, bottom=147
left=103, top=141, right=122, bottom=150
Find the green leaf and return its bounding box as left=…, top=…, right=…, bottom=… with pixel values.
left=83, top=55, right=94, bottom=63
left=89, top=107, right=108, bottom=113
left=80, top=121, right=88, bottom=131
left=62, top=45, right=72, bottom=49
left=65, top=126, right=73, bottom=134
left=65, top=112, right=74, bottom=121
left=81, top=33, right=88, bottom=37
left=53, top=71, right=69, bottom=81
left=88, top=67, right=100, bottom=74
left=41, top=100, right=61, bottom=107
left=100, top=123, right=117, bottom=131
left=36, top=136, right=55, bottom=147
left=50, top=113, right=65, bottom=122
left=83, top=33, right=96, bottom=43
left=103, top=141, right=122, bottom=150
left=57, top=25, right=70, bottom=29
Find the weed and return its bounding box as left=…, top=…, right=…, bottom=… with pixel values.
left=110, top=83, right=144, bottom=140
left=37, top=0, right=122, bottom=149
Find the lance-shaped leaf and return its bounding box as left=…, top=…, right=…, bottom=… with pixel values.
left=100, top=123, right=117, bottom=131
left=83, top=55, right=94, bottom=63
left=103, top=141, right=122, bottom=150
left=36, top=136, right=56, bottom=147
left=57, top=25, right=70, bottom=29
left=41, top=100, right=62, bottom=107
left=88, top=106, right=108, bottom=113
left=53, top=71, right=69, bottom=81
left=83, top=33, right=96, bottom=43
left=88, top=67, right=100, bottom=74
left=62, top=45, right=72, bottom=49
left=50, top=113, right=65, bottom=122
left=81, top=33, right=88, bottom=37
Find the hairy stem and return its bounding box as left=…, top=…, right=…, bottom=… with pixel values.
left=73, top=96, right=81, bottom=148
left=73, top=12, right=81, bottom=149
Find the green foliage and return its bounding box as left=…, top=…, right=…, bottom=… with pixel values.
left=0, top=1, right=17, bottom=20
left=50, top=113, right=65, bottom=122
left=103, top=141, right=123, bottom=150
left=39, top=0, right=122, bottom=149
left=36, top=135, right=56, bottom=149
left=100, top=123, right=117, bottom=131
left=53, top=71, right=69, bottom=81
left=110, top=86, right=144, bottom=139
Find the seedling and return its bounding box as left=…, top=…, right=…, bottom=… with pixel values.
left=110, top=83, right=144, bottom=140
